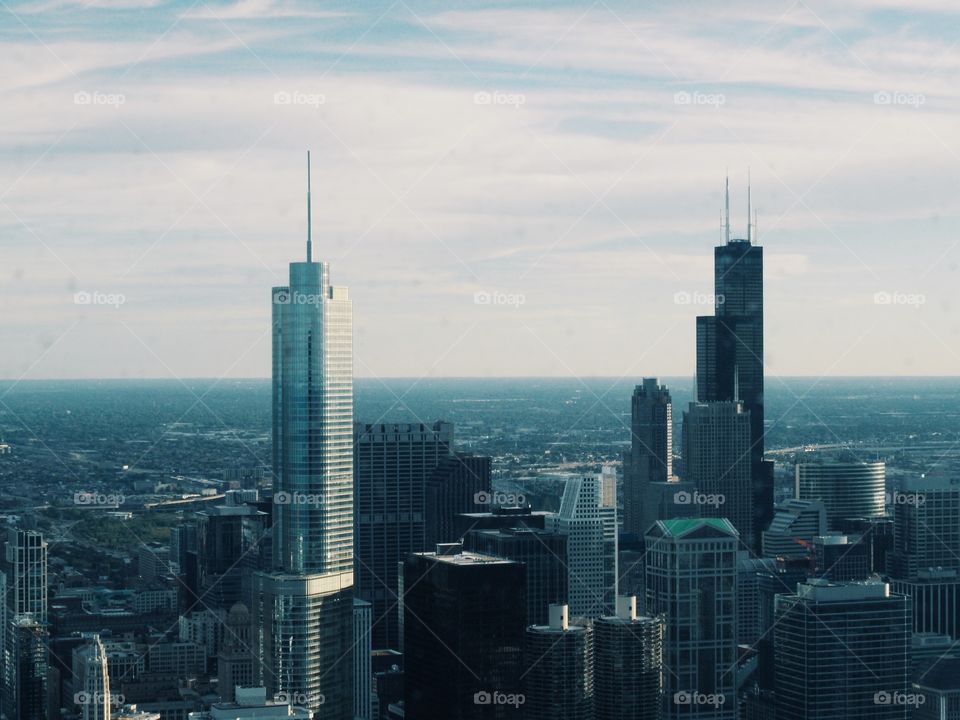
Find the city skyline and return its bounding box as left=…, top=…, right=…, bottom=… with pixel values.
left=4, top=0, right=960, bottom=379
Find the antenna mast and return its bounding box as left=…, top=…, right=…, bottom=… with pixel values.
left=306, top=151, right=313, bottom=263
left=747, top=168, right=752, bottom=243
left=724, top=173, right=731, bottom=244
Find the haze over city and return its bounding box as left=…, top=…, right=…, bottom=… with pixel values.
left=4, top=0, right=960, bottom=379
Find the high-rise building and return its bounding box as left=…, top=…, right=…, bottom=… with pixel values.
left=454, top=506, right=552, bottom=538
left=761, top=498, right=827, bottom=558
left=195, top=503, right=268, bottom=610
left=811, top=534, right=871, bottom=581
left=547, top=470, right=618, bottom=618
left=523, top=604, right=593, bottom=720
left=913, top=656, right=960, bottom=719
left=889, top=475, right=960, bottom=580
left=75, top=635, right=112, bottom=720
left=424, top=453, right=492, bottom=548
left=795, top=459, right=886, bottom=530
left=892, top=569, right=960, bottom=641
left=402, top=546, right=525, bottom=719
left=353, top=420, right=453, bottom=650
left=681, top=401, right=753, bottom=545
left=645, top=518, right=738, bottom=720
left=353, top=599, right=373, bottom=720
left=593, top=596, right=663, bottom=720
left=251, top=155, right=354, bottom=718
left=737, top=553, right=776, bottom=646
left=695, top=183, right=771, bottom=548
left=3, top=528, right=48, bottom=622
left=216, top=603, right=254, bottom=703
left=773, top=579, right=911, bottom=720
left=3, top=614, right=47, bottom=720
left=462, top=527, right=567, bottom=626
left=623, top=379, right=673, bottom=536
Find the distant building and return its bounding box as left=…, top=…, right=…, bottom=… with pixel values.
left=593, top=596, right=663, bottom=720
left=353, top=420, right=454, bottom=649
left=774, top=579, right=910, bottom=719
left=454, top=506, right=550, bottom=538
left=74, top=635, right=112, bottom=720
left=738, top=553, right=776, bottom=646
left=217, top=603, right=254, bottom=703
left=194, top=502, right=268, bottom=609
left=424, top=453, right=492, bottom=549
left=403, top=546, right=525, bottom=719
left=462, top=527, right=567, bottom=626
left=623, top=379, right=673, bottom=537
left=524, top=604, right=593, bottom=720
left=761, top=499, right=827, bottom=558
left=645, top=518, right=738, bottom=720
left=682, top=401, right=753, bottom=545
left=4, top=614, right=48, bottom=720
left=794, top=459, right=886, bottom=530
left=547, top=470, right=618, bottom=618
left=187, top=686, right=310, bottom=719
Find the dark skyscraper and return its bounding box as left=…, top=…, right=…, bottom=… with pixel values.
left=523, top=605, right=593, bottom=720
left=424, top=453, right=492, bottom=548
left=623, top=379, right=673, bottom=537
left=695, top=179, right=771, bottom=549
left=353, top=420, right=454, bottom=650
left=774, top=580, right=911, bottom=720
left=403, top=547, right=525, bottom=719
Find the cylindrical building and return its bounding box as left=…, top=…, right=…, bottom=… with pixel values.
left=795, top=459, right=886, bottom=529
left=524, top=605, right=593, bottom=720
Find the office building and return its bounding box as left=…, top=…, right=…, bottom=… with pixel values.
left=354, top=420, right=453, bottom=649
left=195, top=502, right=268, bottom=610
left=695, top=185, right=772, bottom=548
left=594, top=596, right=664, bottom=720
left=251, top=156, right=354, bottom=718
left=892, top=569, right=960, bottom=640
left=811, top=534, right=871, bottom=581
left=681, top=401, right=753, bottom=545
left=403, top=546, right=525, bottom=719
left=4, top=614, right=48, bottom=720
left=774, top=579, right=911, bottom=719
left=187, top=687, right=311, bottom=719
left=354, top=599, right=373, bottom=720
left=424, top=453, right=492, bottom=548
left=3, top=528, right=48, bottom=622
left=547, top=470, right=618, bottom=618
left=623, top=379, right=673, bottom=536
left=75, top=635, right=111, bottom=720
left=889, top=475, right=960, bottom=580
left=645, top=518, right=738, bottom=719
left=463, top=527, right=567, bottom=626
left=761, top=499, right=827, bottom=559
left=914, top=656, right=960, bottom=718
left=795, top=459, right=886, bottom=530
left=454, top=506, right=551, bottom=539
left=738, top=554, right=776, bottom=646
left=524, top=604, right=593, bottom=720
left=217, top=603, right=254, bottom=703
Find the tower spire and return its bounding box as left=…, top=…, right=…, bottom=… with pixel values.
left=306, top=150, right=313, bottom=263
left=746, top=168, right=752, bottom=244
left=724, top=172, right=730, bottom=244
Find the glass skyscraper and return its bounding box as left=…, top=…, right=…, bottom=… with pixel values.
left=252, top=157, right=354, bottom=719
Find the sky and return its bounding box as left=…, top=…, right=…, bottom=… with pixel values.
left=3, top=0, right=960, bottom=381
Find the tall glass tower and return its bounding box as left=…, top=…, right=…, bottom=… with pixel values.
left=252, top=154, right=354, bottom=719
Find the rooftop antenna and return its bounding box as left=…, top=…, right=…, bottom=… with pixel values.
left=746, top=168, right=752, bottom=244
left=754, top=208, right=759, bottom=245
left=724, top=172, right=731, bottom=244
left=306, top=150, right=313, bottom=263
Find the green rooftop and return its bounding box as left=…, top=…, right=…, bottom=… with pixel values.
left=655, top=517, right=738, bottom=537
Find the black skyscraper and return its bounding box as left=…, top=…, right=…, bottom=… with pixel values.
left=695, top=178, right=772, bottom=549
